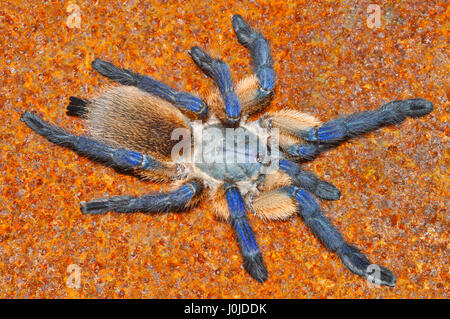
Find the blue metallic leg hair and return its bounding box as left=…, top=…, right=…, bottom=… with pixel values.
left=279, top=159, right=340, bottom=201
left=283, top=143, right=329, bottom=161
left=282, top=185, right=396, bottom=286
left=91, top=59, right=208, bottom=117
left=21, top=112, right=167, bottom=173
left=81, top=180, right=203, bottom=214
left=231, top=14, right=275, bottom=102
left=225, top=184, right=268, bottom=282
left=299, top=99, right=433, bottom=144
left=189, top=47, right=241, bottom=125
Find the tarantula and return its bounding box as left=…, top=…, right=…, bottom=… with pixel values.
left=21, top=14, right=433, bottom=286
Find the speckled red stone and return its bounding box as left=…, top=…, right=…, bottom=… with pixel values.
left=0, top=1, right=447, bottom=298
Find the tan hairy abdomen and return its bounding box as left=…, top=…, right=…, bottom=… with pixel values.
left=87, top=86, right=191, bottom=161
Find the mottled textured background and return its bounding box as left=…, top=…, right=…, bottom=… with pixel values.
left=0, top=0, right=448, bottom=298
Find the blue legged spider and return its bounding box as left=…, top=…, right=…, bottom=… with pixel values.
left=21, top=14, right=433, bottom=285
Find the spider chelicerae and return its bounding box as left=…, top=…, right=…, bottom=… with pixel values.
left=21, top=14, right=433, bottom=286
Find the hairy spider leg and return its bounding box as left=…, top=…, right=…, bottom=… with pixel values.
left=260, top=169, right=292, bottom=193
left=299, top=98, right=433, bottom=144
left=252, top=187, right=297, bottom=220
left=281, top=98, right=433, bottom=161
left=81, top=180, right=203, bottom=215
left=282, top=185, right=396, bottom=286
left=279, top=160, right=340, bottom=201
left=91, top=59, right=208, bottom=117
left=189, top=47, right=241, bottom=125
left=21, top=112, right=177, bottom=177
left=251, top=161, right=340, bottom=220
left=225, top=184, right=268, bottom=282
left=256, top=109, right=322, bottom=160
left=206, top=75, right=269, bottom=121
left=283, top=143, right=328, bottom=160
left=232, top=14, right=275, bottom=105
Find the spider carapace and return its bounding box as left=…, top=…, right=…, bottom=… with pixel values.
left=22, top=14, right=433, bottom=285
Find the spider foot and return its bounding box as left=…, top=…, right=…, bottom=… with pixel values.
left=338, top=245, right=396, bottom=287
left=21, top=111, right=69, bottom=145
left=92, top=59, right=139, bottom=85
left=231, top=14, right=255, bottom=47
left=314, top=180, right=341, bottom=201
left=243, top=251, right=268, bottom=283
left=21, top=111, right=51, bottom=134
left=280, top=160, right=341, bottom=201
left=391, top=98, right=433, bottom=118
left=81, top=196, right=134, bottom=215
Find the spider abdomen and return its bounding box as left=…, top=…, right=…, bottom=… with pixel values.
left=87, top=86, right=191, bottom=161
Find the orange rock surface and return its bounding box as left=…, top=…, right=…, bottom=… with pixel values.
left=0, top=0, right=448, bottom=298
